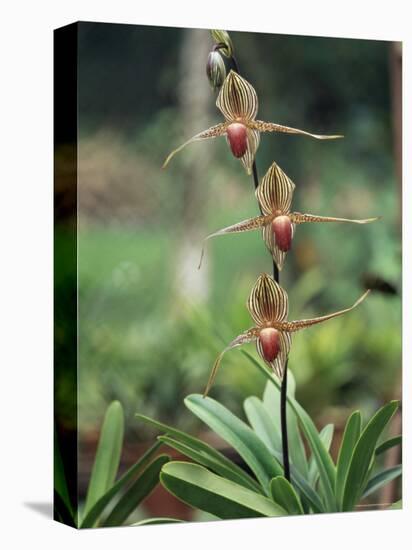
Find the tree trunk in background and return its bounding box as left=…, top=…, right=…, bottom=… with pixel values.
left=173, top=29, right=213, bottom=307
left=379, top=41, right=402, bottom=508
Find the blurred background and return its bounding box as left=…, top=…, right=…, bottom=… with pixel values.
left=55, top=23, right=401, bottom=519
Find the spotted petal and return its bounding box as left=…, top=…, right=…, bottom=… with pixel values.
left=217, top=70, right=258, bottom=122
left=256, top=330, right=292, bottom=379
left=278, top=290, right=371, bottom=333
left=247, top=273, right=289, bottom=326
left=250, top=120, right=343, bottom=140
left=198, top=215, right=269, bottom=269
left=256, top=162, right=296, bottom=216
left=262, top=221, right=296, bottom=271
left=290, top=212, right=379, bottom=225
left=163, top=122, right=228, bottom=168
left=203, top=329, right=258, bottom=397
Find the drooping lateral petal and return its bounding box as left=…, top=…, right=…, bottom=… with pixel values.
left=216, top=70, right=258, bottom=122
left=247, top=273, right=289, bottom=326
left=256, top=161, right=296, bottom=215
left=256, top=330, right=292, bottom=379
left=203, top=329, right=258, bottom=397
left=239, top=128, right=260, bottom=175
left=277, top=290, right=371, bottom=333
left=198, top=215, right=269, bottom=269
left=162, top=122, right=228, bottom=168
left=290, top=212, right=380, bottom=225
left=262, top=221, right=295, bottom=271
left=250, top=120, right=343, bottom=140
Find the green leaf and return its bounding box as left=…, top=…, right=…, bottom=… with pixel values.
left=375, top=435, right=402, bottom=456
left=136, top=413, right=261, bottom=493
left=160, top=462, right=286, bottom=519
left=185, top=395, right=283, bottom=495
left=335, top=411, right=361, bottom=509
left=54, top=425, right=74, bottom=522
left=362, top=465, right=402, bottom=498
left=244, top=396, right=282, bottom=454
left=389, top=499, right=402, bottom=510
left=342, top=401, right=399, bottom=512
left=271, top=451, right=324, bottom=513
left=80, top=441, right=162, bottom=528
left=270, top=476, right=304, bottom=515
left=83, top=401, right=125, bottom=518
left=103, top=455, right=170, bottom=527
left=308, top=424, right=334, bottom=487
left=158, top=435, right=262, bottom=494
left=262, top=373, right=309, bottom=478
left=242, top=353, right=337, bottom=511
left=132, top=517, right=184, bottom=526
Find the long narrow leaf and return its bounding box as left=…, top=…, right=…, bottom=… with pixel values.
left=103, top=455, right=170, bottom=526
left=375, top=435, right=402, bottom=456
left=83, top=401, right=124, bottom=518
left=270, top=476, right=304, bottom=515
left=342, top=401, right=399, bottom=511
left=242, top=352, right=337, bottom=510
left=136, top=414, right=261, bottom=493
left=132, top=517, right=183, bottom=526
left=335, top=411, right=361, bottom=509
left=185, top=395, right=283, bottom=495
left=362, top=465, right=402, bottom=499
left=244, top=396, right=282, bottom=454
left=160, top=461, right=287, bottom=519
left=159, top=435, right=263, bottom=494
left=308, top=424, right=334, bottom=487
left=272, top=450, right=324, bottom=513
left=54, top=425, right=74, bottom=521
left=262, top=373, right=309, bottom=478
left=80, top=441, right=162, bottom=528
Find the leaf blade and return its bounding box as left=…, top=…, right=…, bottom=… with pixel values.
left=185, top=394, right=283, bottom=494
left=80, top=440, right=162, bottom=528
left=83, top=401, right=124, bottom=517
left=160, top=461, right=287, bottom=519
left=103, top=455, right=170, bottom=527
left=342, top=401, right=399, bottom=511
left=270, top=476, right=304, bottom=515
left=335, top=411, right=361, bottom=509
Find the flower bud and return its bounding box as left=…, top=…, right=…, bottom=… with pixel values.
left=259, top=328, right=281, bottom=362
left=210, top=30, right=234, bottom=57
left=226, top=122, right=248, bottom=158
left=206, top=51, right=226, bottom=91
left=272, top=215, right=293, bottom=252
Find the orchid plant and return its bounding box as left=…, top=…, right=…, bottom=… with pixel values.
left=147, top=29, right=401, bottom=520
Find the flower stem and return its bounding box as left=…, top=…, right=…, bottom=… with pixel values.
left=223, top=47, right=290, bottom=482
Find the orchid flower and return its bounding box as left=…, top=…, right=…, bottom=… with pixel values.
left=163, top=71, right=343, bottom=174
left=204, top=273, right=370, bottom=396
left=199, top=162, right=378, bottom=271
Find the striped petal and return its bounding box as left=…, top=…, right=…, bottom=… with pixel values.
left=247, top=273, right=289, bottom=326
left=262, top=221, right=296, bottom=271
left=217, top=70, right=258, bottom=122
left=256, top=330, right=292, bottom=379
left=290, top=212, right=379, bottom=225
left=239, top=128, right=260, bottom=174
left=162, top=122, right=228, bottom=168
left=198, top=215, right=269, bottom=269
left=203, top=329, right=258, bottom=397
left=277, top=290, right=371, bottom=333
left=256, top=161, right=296, bottom=216
left=250, top=120, right=343, bottom=140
